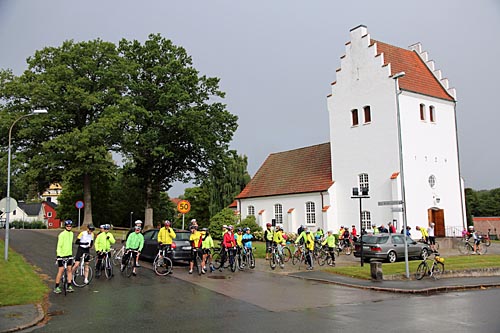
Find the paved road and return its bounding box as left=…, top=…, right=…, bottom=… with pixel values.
left=3, top=230, right=500, bottom=332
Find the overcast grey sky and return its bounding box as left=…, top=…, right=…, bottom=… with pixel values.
left=1, top=0, right=499, bottom=197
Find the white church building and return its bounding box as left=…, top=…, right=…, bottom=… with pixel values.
left=235, top=25, right=466, bottom=237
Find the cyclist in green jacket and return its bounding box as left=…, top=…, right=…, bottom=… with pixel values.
left=95, top=224, right=116, bottom=277
left=54, top=220, right=75, bottom=294
left=201, top=228, right=214, bottom=273
left=321, top=230, right=336, bottom=266
left=123, top=226, right=144, bottom=276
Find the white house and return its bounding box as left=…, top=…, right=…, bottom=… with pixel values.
left=236, top=25, right=466, bottom=237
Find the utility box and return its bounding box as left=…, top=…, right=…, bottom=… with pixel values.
left=370, top=261, right=383, bottom=281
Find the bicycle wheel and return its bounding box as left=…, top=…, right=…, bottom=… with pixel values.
left=124, top=254, right=134, bottom=278
left=87, top=265, right=94, bottom=284
left=196, top=254, right=202, bottom=275
left=269, top=252, right=277, bottom=270
left=154, top=255, right=172, bottom=276
left=229, top=253, right=237, bottom=272
left=62, top=270, right=67, bottom=296
left=112, top=248, right=123, bottom=266
left=292, top=250, right=301, bottom=265
left=318, top=251, right=328, bottom=266
left=415, top=261, right=428, bottom=280
left=477, top=244, right=487, bottom=255
left=73, top=265, right=86, bottom=287
left=212, top=252, right=222, bottom=270
left=249, top=252, right=255, bottom=269
left=457, top=241, right=468, bottom=255
left=282, top=247, right=292, bottom=263
left=483, top=239, right=491, bottom=247
left=432, top=262, right=445, bottom=279
left=105, top=257, right=113, bottom=279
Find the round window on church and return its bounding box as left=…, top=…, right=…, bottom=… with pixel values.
left=428, top=175, right=436, bottom=189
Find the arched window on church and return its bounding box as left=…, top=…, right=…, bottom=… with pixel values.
left=361, top=211, right=371, bottom=230
left=363, top=105, right=371, bottom=123
left=429, top=105, right=436, bottom=123
left=358, top=173, right=369, bottom=193
left=305, top=201, right=316, bottom=225
left=247, top=205, right=255, bottom=216
left=274, top=204, right=283, bottom=224
left=420, top=103, right=426, bottom=121
left=351, top=109, right=359, bottom=126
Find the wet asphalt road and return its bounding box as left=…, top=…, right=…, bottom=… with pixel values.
left=2, top=229, right=500, bottom=332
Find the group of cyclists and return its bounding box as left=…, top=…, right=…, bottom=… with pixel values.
left=54, top=219, right=144, bottom=294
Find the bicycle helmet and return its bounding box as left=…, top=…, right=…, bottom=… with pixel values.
left=222, top=225, right=228, bottom=229
left=227, top=225, right=234, bottom=231
left=103, top=224, right=110, bottom=230
left=201, top=227, right=208, bottom=232
left=266, top=222, right=272, bottom=227
left=468, top=225, right=474, bottom=230
left=191, top=219, right=197, bottom=223
left=134, top=220, right=143, bottom=225
left=275, top=226, right=281, bottom=231
left=237, top=228, right=242, bottom=232
left=64, top=219, right=73, bottom=226
left=243, top=227, right=250, bottom=232
left=88, top=224, right=95, bottom=230
left=164, top=220, right=171, bottom=226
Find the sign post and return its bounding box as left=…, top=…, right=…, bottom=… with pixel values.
left=177, top=200, right=191, bottom=230
left=75, top=200, right=84, bottom=229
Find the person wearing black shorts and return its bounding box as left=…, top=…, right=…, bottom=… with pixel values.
left=72, top=224, right=95, bottom=284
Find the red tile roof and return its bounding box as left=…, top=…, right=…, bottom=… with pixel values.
left=236, top=143, right=333, bottom=199
left=372, top=40, right=455, bottom=102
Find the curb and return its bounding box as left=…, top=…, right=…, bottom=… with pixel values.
left=287, top=273, right=500, bottom=294
left=0, top=303, right=45, bottom=333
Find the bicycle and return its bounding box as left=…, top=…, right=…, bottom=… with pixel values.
left=269, top=244, right=284, bottom=270
left=282, top=243, right=293, bottom=263
left=336, top=239, right=352, bottom=256
left=317, top=246, right=334, bottom=266
left=211, top=247, right=227, bottom=270
left=121, top=250, right=139, bottom=278
left=292, top=244, right=305, bottom=265
left=111, top=242, right=125, bottom=266
left=55, top=257, right=74, bottom=296
left=96, top=251, right=113, bottom=279
left=73, top=253, right=94, bottom=287
left=457, top=239, right=487, bottom=255
left=415, top=252, right=445, bottom=280
left=192, top=248, right=203, bottom=275
left=480, top=233, right=492, bottom=247
left=153, top=246, right=173, bottom=276
left=241, top=246, right=256, bottom=269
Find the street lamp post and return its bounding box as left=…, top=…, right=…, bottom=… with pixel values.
left=130, top=212, right=133, bottom=229
left=351, top=186, right=369, bottom=267
left=4, top=109, right=48, bottom=261
left=392, top=72, right=410, bottom=278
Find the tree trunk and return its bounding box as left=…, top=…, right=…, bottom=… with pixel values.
left=83, top=173, right=93, bottom=227
left=144, top=182, right=154, bottom=229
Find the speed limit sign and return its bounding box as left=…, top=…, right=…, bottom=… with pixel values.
left=177, top=200, right=191, bottom=214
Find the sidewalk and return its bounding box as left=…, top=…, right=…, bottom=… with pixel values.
left=0, top=303, right=44, bottom=333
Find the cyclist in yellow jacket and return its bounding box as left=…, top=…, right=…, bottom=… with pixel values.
left=158, top=220, right=176, bottom=260
left=54, top=220, right=75, bottom=294
left=295, top=227, right=315, bottom=270
left=321, top=230, right=336, bottom=266
left=416, top=226, right=429, bottom=243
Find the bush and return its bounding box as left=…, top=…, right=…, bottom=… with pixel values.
left=208, top=208, right=239, bottom=240
left=9, top=220, right=47, bottom=229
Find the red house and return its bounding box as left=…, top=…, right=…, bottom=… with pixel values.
left=42, top=201, right=61, bottom=229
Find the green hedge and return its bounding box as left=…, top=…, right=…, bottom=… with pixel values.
left=9, top=220, right=47, bottom=229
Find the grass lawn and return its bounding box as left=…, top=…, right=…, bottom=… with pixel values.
left=325, top=254, right=500, bottom=279
left=0, top=240, right=49, bottom=306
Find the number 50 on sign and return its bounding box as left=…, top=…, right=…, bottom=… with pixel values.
left=177, top=200, right=191, bottom=214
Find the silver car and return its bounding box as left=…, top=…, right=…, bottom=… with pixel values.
left=354, top=234, right=430, bottom=263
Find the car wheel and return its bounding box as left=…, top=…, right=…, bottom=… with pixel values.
left=420, top=248, right=429, bottom=260
left=387, top=251, right=397, bottom=263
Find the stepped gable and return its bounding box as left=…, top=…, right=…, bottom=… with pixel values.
left=372, top=39, right=455, bottom=101
left=236, top=143, right=333, bottom=199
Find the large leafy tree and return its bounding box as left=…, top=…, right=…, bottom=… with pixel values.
left=118, top=34, right=238, bottom=228
left=205, top=151, right=250, bottom=216
left=0, top=40, right=125, bottom=225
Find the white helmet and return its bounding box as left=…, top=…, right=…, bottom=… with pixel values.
left=135, top=220, right=143, bottom=225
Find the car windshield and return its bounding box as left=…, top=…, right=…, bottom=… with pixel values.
left=362, top=235, right=389, bottom=244
left=175, top=232, right=190, bottom=241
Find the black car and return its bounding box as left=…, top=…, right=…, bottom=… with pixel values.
left=140, top=228, right=192, bottom=262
